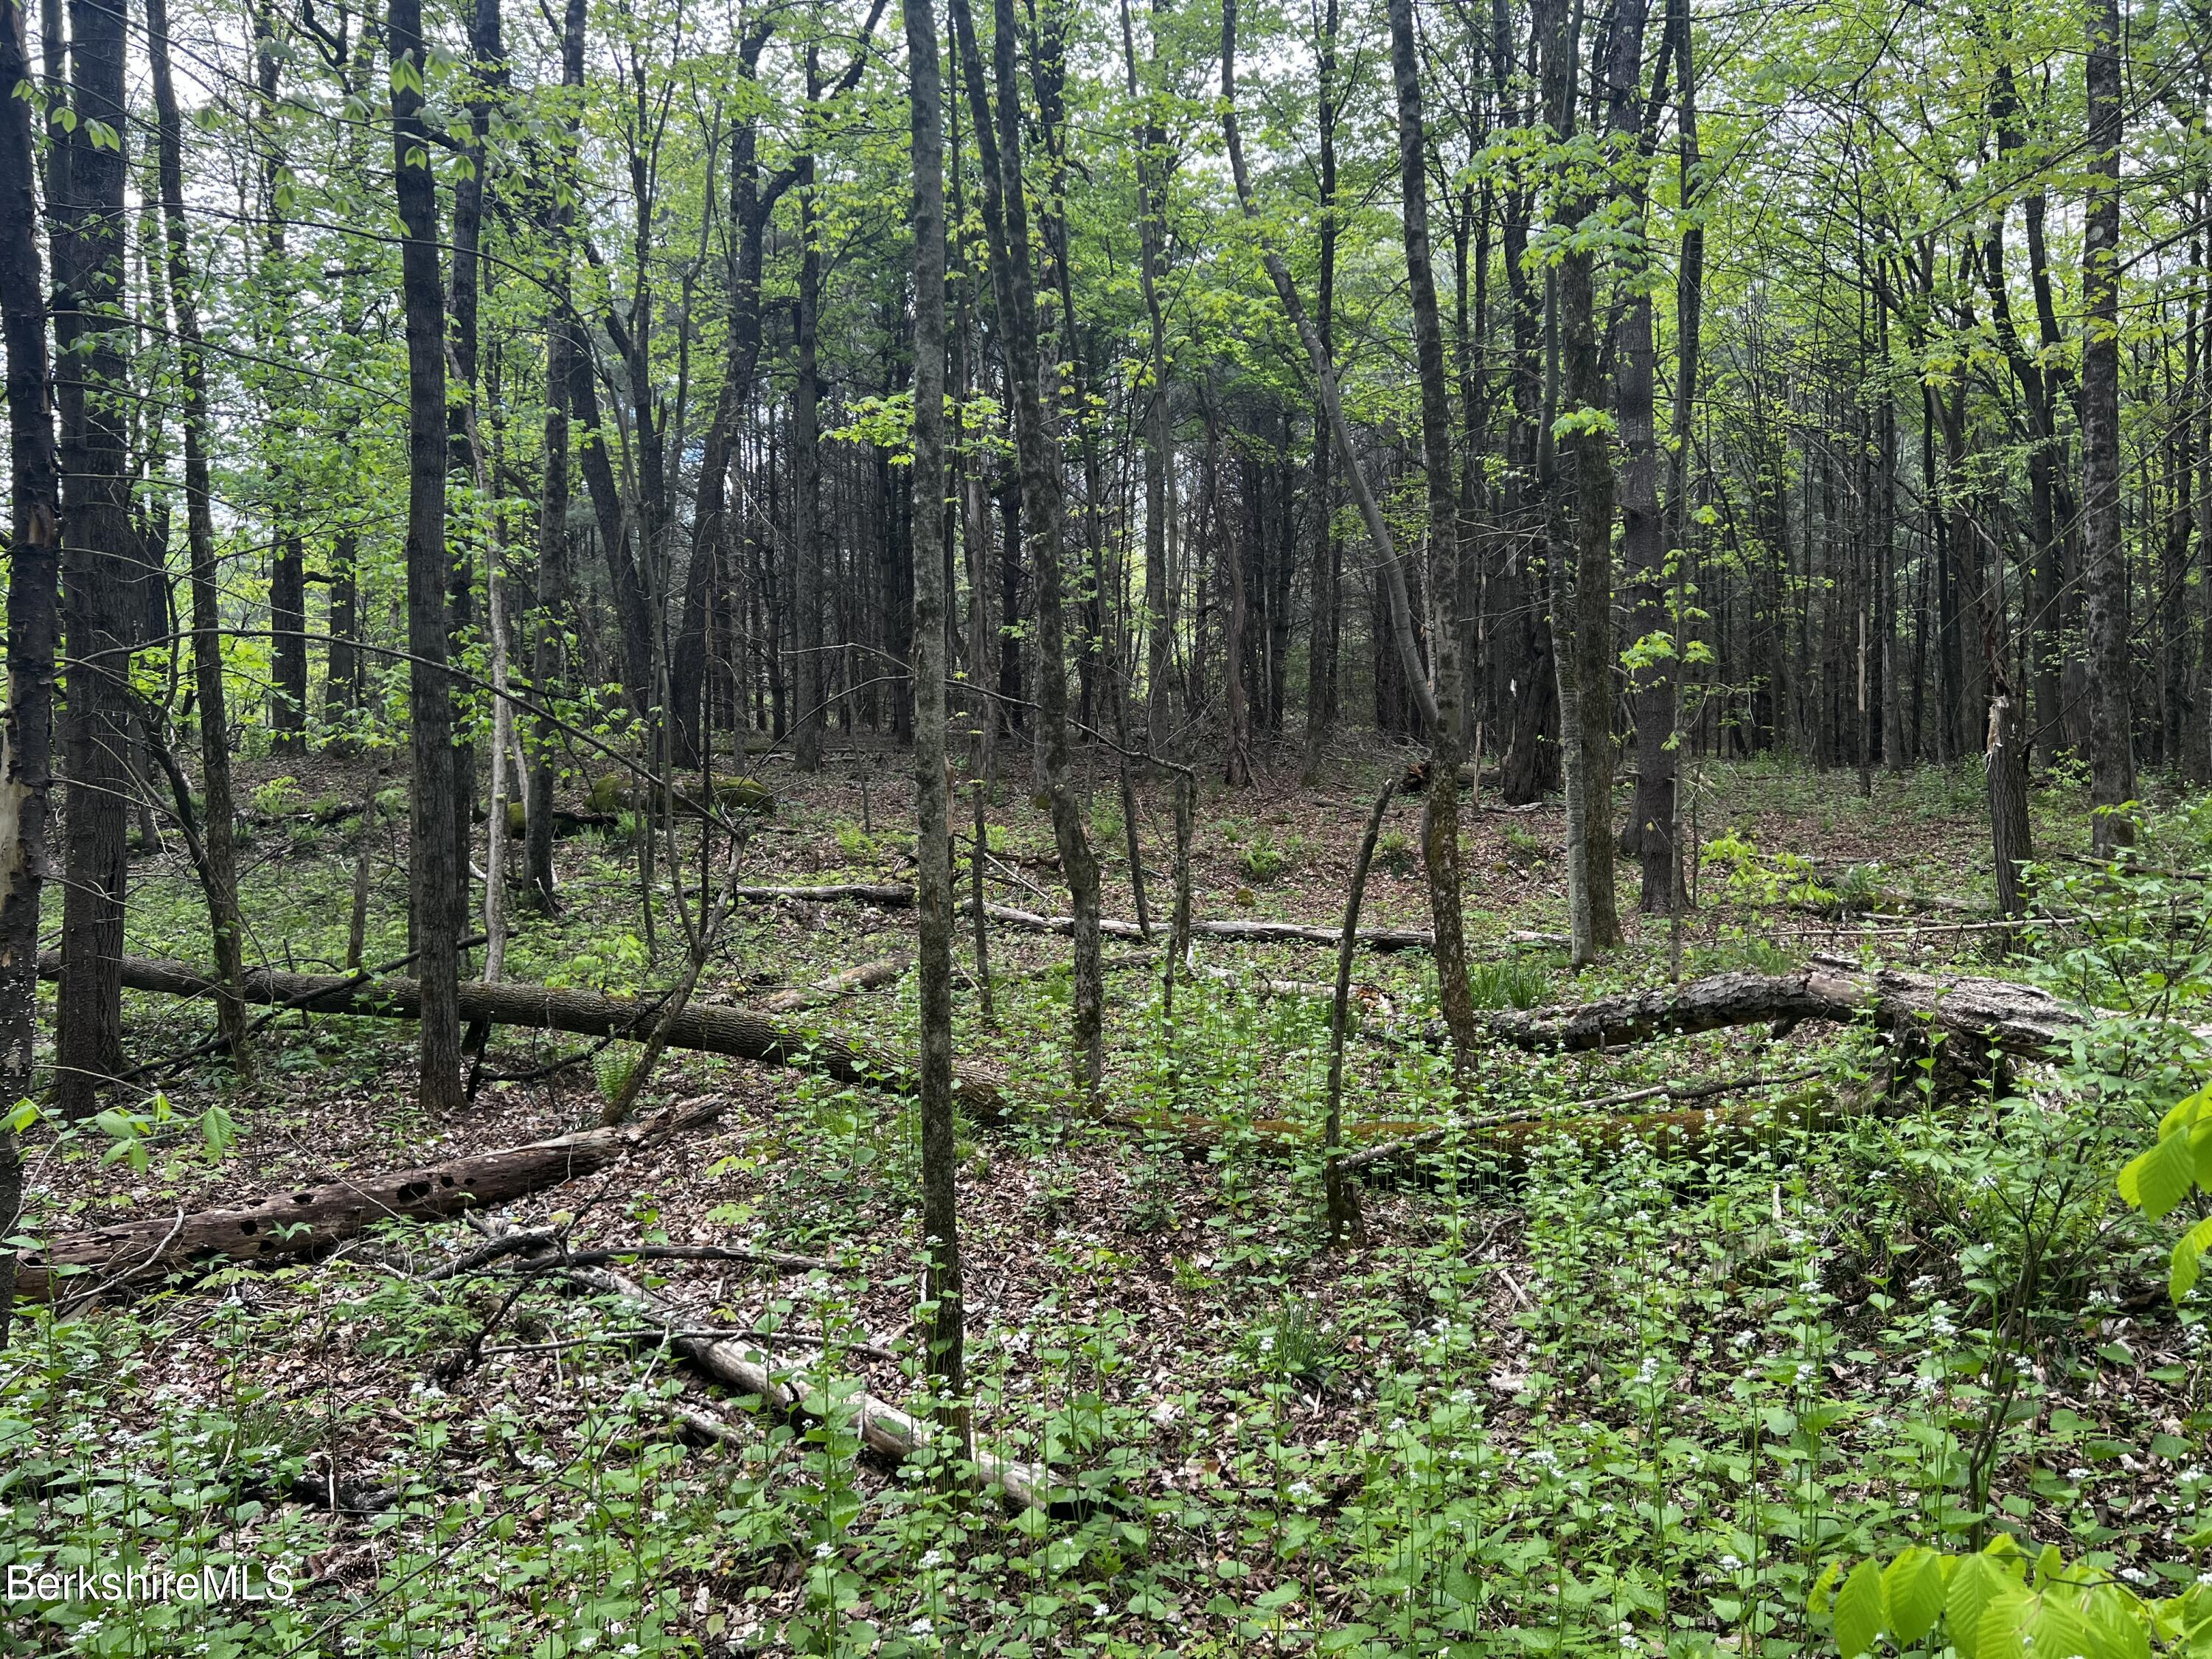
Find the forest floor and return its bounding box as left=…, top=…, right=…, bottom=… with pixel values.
left=4, top=736, right=2208, bottom=1658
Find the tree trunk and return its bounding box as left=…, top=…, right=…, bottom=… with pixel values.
left=391, top=0, right=465, bottom=1116
left=793, top=82, right=827, bottom=775
left=527, top=0, right=586, bottom=910
left=1304, top=0, right=1340, bottom=781
left=0, top=0, right=61, bottom=1340
left=1629, top=0, right=1691, bottom=914
left=2081, top=0, right=2133, bottom=852
left=53, top=0, right=136, bottom=1120
left=150, top=0, right=251, bottom=1073
left=949, top=0, right=1106, bottom=1097
left=1385, top=0, right=1481, bottom=1076
left=904, top=0, right=964, bottom=1416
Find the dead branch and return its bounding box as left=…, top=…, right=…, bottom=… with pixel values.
left=563, top=1265, right=1052, bottom=1509
left=10, top=1099, right=728, bottom=1301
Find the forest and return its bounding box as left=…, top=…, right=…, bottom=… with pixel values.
left=2, top=0, right=2212, bottom=1649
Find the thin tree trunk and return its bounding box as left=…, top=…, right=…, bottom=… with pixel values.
left=527, top=0, right=585, bottom=911
left=905, top=0, right=964, bottom=1422
left=1325, top=778, right=1395, bottom=1245
left=949, top=0, right=1106, bottom=1098
left=793, top=67, right=827, bottom=776
left=1385, top=0, right=1481, bottom=1074
left=150, top=0, right=251, bottom=1072
left=2081, top=0, right=2133, bottom=851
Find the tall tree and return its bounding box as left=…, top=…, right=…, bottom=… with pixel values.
left=0, top=0, right=61, bottom=1340
left=150, top=0, right=251, bottom=1070
left=1385, top=0, right=1481, bottom=1077
left=905, top=0, right=964, bottom=1421
left=528, top=0, right=588, bottom=910
left=949, top=0, right=1107, bottom=1095
left=2081, top=0, right=2133, bottom=852
left=391, top=0, right=465, bottom=1114
left=52, top=0, right=139, bottom=1119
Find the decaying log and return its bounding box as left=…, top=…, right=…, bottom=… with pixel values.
left=726, top=882, right=1560, bottom=955
left=10, top=1099, right=727, bottom=1301
left=564, top=1266, right=1052, bottom=1510
left=731, top=882, right=917, bottom=908
left=40, top=950, right=1009, bottom=1120
left=1455, top=959, right=2107, bottom=1064
left=757, top=954, right=911, bottom=1013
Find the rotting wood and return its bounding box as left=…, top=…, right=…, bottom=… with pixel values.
left=757, top=954, right=910, bottom=1013
left=563, top=1265, right=1053, bottom=1509
left=1439, top=959, right=2112, bottom=1064
left=10, top=1099, right=728, bottom=1301
left=38, top=950, right=1009, bottom=1121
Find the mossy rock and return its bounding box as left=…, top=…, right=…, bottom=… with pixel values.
left=507, top=799, right=527, bottom=836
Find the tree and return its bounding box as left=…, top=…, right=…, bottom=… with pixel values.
left=52, top=0, right=141, bottom=1120
left=0, top=0, right=60, bottom=1341
left=949, top=0, right=1107, bottom=1097
left=392, top=0, right=465, bottom=1116
left=1384, top=0, right=1481, bottom=1076
left=2081, top=0, right=2132, bottom=852
left=150, top=0, right=251, bottom=1070
left=905, top=0, right=964, bottom=1423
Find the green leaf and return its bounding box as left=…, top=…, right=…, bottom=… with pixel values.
left=2024, top=1593, right=2104, bottom=1659
left=1884, top=1548, right=1946, bottom=1646
left=1969, top=1587, right=2037, bottom=1659
left=1950, top=1553, right=2024, bottom=1659
left=2119, top=1127, right=2197, bottom=1221
left=2170, top=1217, right=2212, bottom=1302
left=1836, top=1559, right=1886, bottom=1658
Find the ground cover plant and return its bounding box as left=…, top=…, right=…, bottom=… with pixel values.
left=4, top=0, right=2211, bottom=1648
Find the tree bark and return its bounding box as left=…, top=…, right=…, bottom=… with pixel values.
left=1326, top=779, right=1396, bottom=1245
left=53, top=0, right=136, bottom=1119
left=527, top=0, right=586, bottom=910
left=2081, top=0, right=2133, bottom=852
left=38, top=950, right=1010, bottom=1119
left=905, top=0, right=964, bottom=1416
left=0, top=0, right=60, bottom=1341
left=792, top=77, right=827, bottom=773
left=948, top=0, right=1106, bottom=1097
left=10, top=1100, right=728, bottom=1301
left=149, top=0, right=251, bottom=1073
left=391, top=0, right=465, bottom=1115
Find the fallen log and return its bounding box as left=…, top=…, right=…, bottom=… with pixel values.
left=1454, top=959, right=2108, bottom=1063
left=10, top=1099, right=727, bottom=1301
left=41, top=950, right=1009, bottom=1121
left=756, top=954, right=910, bottom=1014
left=564, top=1265, right=1052, bottom=1509
left=723, top=883, right=1560, bottom=954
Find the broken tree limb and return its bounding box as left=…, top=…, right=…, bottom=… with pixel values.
left=38, top=950, right=1009, bottom=1121
left=1448, top=961, right=2114, bottom=1064
left=10, top=1099, right=728, bottom=1301
left=563, top=1265, right=1051, bottom=1509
